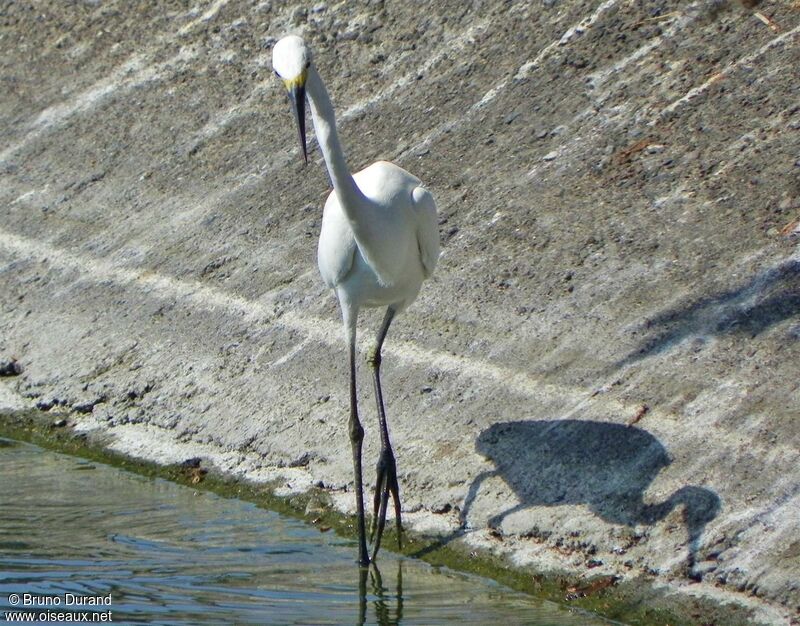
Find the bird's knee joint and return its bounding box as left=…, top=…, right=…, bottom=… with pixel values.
left=349, top=419, right=364, bottom=444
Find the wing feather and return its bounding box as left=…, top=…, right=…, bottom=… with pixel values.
left=412, top=186, right=440, bottom=279
left=317, top=192, right=357, bottom=288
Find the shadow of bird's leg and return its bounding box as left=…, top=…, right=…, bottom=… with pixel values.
left=460, top=469, right=499, bottom=529
left=344, top=306, right=370, bottom=566
left=369, top=307, right=402, bottom=561
left=487, top=502, right=525, bottom=532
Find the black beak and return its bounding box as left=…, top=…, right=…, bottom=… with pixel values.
left=288, top=84, right=307, bottom=165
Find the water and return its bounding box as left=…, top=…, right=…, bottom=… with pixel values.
left=0, top=439, right=613, bottom=625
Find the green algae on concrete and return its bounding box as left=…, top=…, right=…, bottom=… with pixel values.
left=0, top=409, right=766, bottom=626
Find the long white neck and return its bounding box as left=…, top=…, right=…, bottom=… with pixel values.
left=305, top=66, right=365, bottom=209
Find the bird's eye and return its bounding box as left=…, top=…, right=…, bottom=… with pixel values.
left=305, top=61, right=311, bottom=69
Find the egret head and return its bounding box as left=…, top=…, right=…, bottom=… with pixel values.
left=272, top=35, right=313, bottom=164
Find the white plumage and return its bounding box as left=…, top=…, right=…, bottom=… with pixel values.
left=319, top=161, right=438, bottom=297
left=272, top=35, right=439, bottom=566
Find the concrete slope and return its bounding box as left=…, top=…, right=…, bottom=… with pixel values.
left=1, top=0, right=799, bottom=621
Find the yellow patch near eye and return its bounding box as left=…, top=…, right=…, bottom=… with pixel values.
left=283, top=69, right=308, bottom=90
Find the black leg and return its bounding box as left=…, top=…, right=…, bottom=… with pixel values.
left=369, top=307, right=402, bottom=561
left=345, top=309, right=370, bottom=567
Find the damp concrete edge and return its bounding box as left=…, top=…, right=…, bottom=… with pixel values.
left=0, top=391, right=792, bottom=626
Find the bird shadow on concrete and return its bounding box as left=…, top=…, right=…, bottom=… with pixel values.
left=618, top=257, right=800, bottom=366
left=413, top=420, right=720, bottom=580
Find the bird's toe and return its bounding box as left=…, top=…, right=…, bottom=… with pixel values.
left=370, top=449, right=402, bottom=560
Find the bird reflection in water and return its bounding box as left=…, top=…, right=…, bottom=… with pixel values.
left=357, top=562, right=403, bottom=626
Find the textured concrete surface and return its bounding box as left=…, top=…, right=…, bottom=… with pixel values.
left=1, top=0, right=799, bottom=623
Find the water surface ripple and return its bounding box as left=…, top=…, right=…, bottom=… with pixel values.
left=0, top=439, right=613, bottom=625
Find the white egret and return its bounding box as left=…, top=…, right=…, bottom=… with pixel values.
left=271, top=35, right=440, bottom=566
